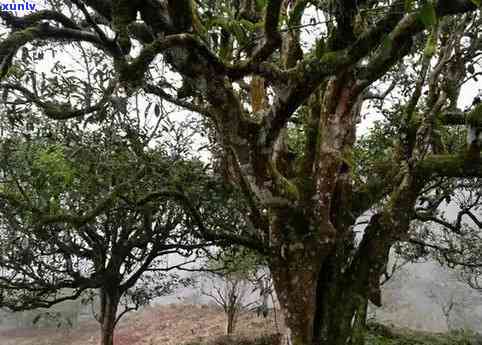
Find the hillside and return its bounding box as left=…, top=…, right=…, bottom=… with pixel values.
left=0, top=304, right=480, bottom=345
left=0, top=304, right=278, bottom=345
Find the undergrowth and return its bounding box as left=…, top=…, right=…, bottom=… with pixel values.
left=183, top=323, right=482, bottom=345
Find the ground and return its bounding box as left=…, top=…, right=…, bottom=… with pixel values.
left=0, top=304, right=279, bottom=345
left=0, top=304, right=480, bottom=345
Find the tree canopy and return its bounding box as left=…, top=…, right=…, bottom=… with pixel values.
left=0, top=1, right=482, bottom=345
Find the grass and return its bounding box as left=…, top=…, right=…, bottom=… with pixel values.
left=185, top=322, right=482, bottom=345
left=365, top=322, right=482, bottom=345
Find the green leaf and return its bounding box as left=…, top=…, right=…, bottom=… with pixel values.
left=470, top=0, right=480, bottom=6
left=230, top=21, right=248, bottom=45
left=404, top=0, right=414, bottom=12
left=418, top=2, right=437, bottom=28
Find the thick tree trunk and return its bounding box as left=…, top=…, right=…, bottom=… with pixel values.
left=312, top=254, right=369, bottom=345
left=271, top=249, right=371, bottom=345
left=268, top=208, right=325, bottom=345
left=269, top=206, right=377, bottom=345
left=271, top=250, right=372, bottom=345
left=98, top=288, right=120, bottom=345
left=271, top=264, right=320, bottom=345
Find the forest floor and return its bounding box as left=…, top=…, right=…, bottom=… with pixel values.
left=0, top=304, right=480, bottom=345
left=0, top=304, right=279, bottom=345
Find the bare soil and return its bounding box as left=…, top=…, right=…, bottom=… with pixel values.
left=0, top=304, right=279, bottom=345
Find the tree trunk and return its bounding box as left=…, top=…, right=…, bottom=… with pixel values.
left=271, top=262, right=320, bottom=345
left=268, top=210, right=320, bottom=345
left=312, top=254, right=369, bottom=345
left=226, top=309, right=236, bottom=335
left=271, top=248, right=373, bottom=345
left=98, top=288, right=120, bottom=345
left=271, top=249, right=375, bottom=345
left=268, top=205, right=381, bottom=345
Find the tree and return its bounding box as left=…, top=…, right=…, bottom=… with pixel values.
left=1, top=1, right=482, bottom=345
left=400, top=177, right=482, bottom=330
left=0, top=120, right=203, bottom=345
left=201, top=249, right=261, bottom=335
left=426, top=266, right=482, bottom=331
left=203, top=269, right=252, bottom=335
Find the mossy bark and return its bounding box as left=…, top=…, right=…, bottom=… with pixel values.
left=268, top=202, right=375, bottom=345
left=269, top=219, right=373, bottom=345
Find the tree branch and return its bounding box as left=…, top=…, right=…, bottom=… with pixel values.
left=0, top=23, right=120, bottom=78
left=416, top=153, right=482, bottom=178
left=1, top=82, right=115, bottom=120
left=143, top=83, right=212, bottom=118
left=0, top=10, right=80, bottom=30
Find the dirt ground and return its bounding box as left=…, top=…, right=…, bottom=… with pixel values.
left=0, top=304, right=280, bottom=345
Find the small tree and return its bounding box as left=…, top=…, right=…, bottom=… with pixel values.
left=203, top=271, right=251, bottom=335
left=0, top=122, right=204, bottom=345
left=426, top=266, right=481, bottom=331
left=202, top=249, right=262, bottom=335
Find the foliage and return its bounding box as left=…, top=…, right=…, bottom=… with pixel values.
left=1, top=1, right=482, bottom=345
left=0, top=109, right=235, bottom=345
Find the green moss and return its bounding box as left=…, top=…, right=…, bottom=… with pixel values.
left=269, top=161, right=299, bottom=201
left=467, top=103, right=482, bottom=127
left=318, top=51, right=345, bottom=69
left=314, top=38, right=327, bottom=59
left=416, top=153, right=482, bottom=181
left=299, top=51, right=348, bottom=80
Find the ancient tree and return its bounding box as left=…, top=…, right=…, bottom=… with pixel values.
left=1, top=1, right=482, bottom=344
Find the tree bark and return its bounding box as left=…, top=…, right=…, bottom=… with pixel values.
left=267, top=208, right=331, bottom=345
left=270, top=239, right=374, bottom=345
left=226, top=309, right=236, bottom=335
left=262, top=75, right=372, bottom=345
left=270, top=234, right=377, bottom=345
left=271, top=262, right=320, bottom=345
left=312, top=251, right=371, bottom=345
left=98, top=287, right=120, bottom=345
